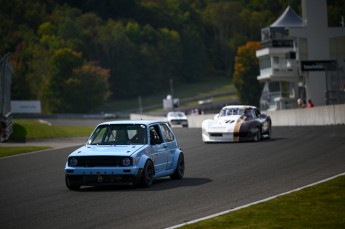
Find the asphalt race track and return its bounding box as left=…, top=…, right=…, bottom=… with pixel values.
left=1, top=126, right=345, bottom=229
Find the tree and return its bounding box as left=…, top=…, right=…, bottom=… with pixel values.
left=47, top=48, right=83, bottom=113
left=98, top=20, right=139, bottom=98
left=179, top=27, right=208, bottom=82
left=5, top=0, right=324, bottom=113
left=202, top=1, right=245, bottom=78
left=233, top=41, right=262, bottom=107
left=63, top=62, right=110, bottom=113
left=157, top=27, right=182, bottom=85
left=45, top=48, right=110, bottom=113
left=328, top=0, right=345, bottom=27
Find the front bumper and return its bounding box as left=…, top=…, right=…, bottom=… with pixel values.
left=65, top=166, right=142, bottom=186
left=202, top=131, right=257, bottom=142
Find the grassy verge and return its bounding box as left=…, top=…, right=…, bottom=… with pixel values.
left=0, top=146, right=51, bottom=158
left=10, top=119, right=94, bottom=140
left=181, top=175, right=345, bottom=229
left=0, top=119, right=94, bottom=158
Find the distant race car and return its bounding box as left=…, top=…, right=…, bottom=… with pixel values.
left=167, top=111, right=188, bottom=128
left=65, top=120, right=185, bottom=190
left=202, top=105, right=272, bottom=143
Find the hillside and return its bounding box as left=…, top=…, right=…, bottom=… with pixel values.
left=100, top=77, right=238, bottom=115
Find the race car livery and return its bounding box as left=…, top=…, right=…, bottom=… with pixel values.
left=202, top=105, right=271, bottom=143
left=167, top=111, right=188, bottom=128
left=65, top=120, right=184, bottom=190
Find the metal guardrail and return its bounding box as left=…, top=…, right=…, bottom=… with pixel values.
left=0, top=112, right=13, bottom=142
left=0, top=53, right=13, bottom=142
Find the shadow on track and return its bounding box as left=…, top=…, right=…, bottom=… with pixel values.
left=75, top=177, right=212, bottom=192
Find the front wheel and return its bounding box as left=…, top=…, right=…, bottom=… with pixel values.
left=65, top=176, right=81, bottom=191
left=266, top=125, right=272, bottom=140
left=170, top=153, right=185, bottom=180
left=253, top=127, right=262, bottom=142
left=141, top=160, right=154, bottom=187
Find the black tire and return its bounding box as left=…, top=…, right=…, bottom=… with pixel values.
left=267, top=125, right=272, bottom=140
left=65, top=176, right=81, bottom=191
left=141, top=160, right=154, bottom=187
left=253, top=127, right=262, bottom=142
left=170, top=153, right=185, bottom=180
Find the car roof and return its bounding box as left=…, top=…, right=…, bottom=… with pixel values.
left=97, top=120, right=166, bottom=126
left=222, top=105, right=257, bottom=109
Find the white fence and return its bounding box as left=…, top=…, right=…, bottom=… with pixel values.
left=130, top=104, right=345, bottom=127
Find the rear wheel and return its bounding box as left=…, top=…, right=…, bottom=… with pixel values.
left=141, top=160, right=154, bottom=187
left=267, top=124, right=272, bottom=140
left=170, top=153, right=185, bottom=180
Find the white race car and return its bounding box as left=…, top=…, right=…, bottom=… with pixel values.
left=202, top=105, right=271, bottom=143
left=167, top=111, right=188, bottom=128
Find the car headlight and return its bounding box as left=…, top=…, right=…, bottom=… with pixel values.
left=69, top=157, right=78, bottom=166
left=134, top=157, right=140, bottom=164
left=122, top=158, right=131, bottom=166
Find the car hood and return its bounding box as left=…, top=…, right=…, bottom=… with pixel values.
left=168, top=116, right=187, bottom=120
left=206, top=115, right=245, bottom=132
left=68, top=144, right=146, bottom=157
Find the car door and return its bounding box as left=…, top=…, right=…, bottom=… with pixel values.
left=149, top=124, right=169, bottom=173
left=159, top=123, right=177, bottom=170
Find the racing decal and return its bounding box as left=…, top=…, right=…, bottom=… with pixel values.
left=233, top=115, right=245, bottom=142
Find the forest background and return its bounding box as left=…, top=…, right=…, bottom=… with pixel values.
left=1, top=0, right=344, bottom=113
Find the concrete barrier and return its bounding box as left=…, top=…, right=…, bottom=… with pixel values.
left=186, top=114, right=214, bottom=128
left=130, top=104, right=345, bottom=127
left=267, top=104, right=345, bottom=126
left=130, top=113, right=167, bottom=121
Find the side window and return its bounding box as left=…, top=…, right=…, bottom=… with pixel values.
left=250, top=109, right=257, bottom=118
left=255, top=109, right=261, bottom=118
left=159, top=123, right=174, bottom=142
left=149, top=125, right=163, bottom=145
left=244, top=108, right=253, bottom=118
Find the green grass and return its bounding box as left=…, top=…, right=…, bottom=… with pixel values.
left=0, top=146, right=51, bottom=158
left=10, top=119, right=94, bottom=140
left=181, top=175, right=345, bottom=229
left=1, top=119, right=93, bottom=158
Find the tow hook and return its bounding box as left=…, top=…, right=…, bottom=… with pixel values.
left=97, top=173, right=103, bottom=182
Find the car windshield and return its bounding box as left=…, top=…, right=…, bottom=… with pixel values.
left=87, top=124, right=147, bottom=145
left=219, top=108, right=245, bottom=117
left=169, top=112, right=185, bottom=118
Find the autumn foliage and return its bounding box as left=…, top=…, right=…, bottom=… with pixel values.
left=233, top=41, right=262, bottom=107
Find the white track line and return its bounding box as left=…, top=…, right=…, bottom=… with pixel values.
left=167, top=172, right=345, bottom=229
left=0, top=145, right=80, bottom=159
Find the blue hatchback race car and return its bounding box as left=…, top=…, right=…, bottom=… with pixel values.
left=65, top=120, right=185, bottom=190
